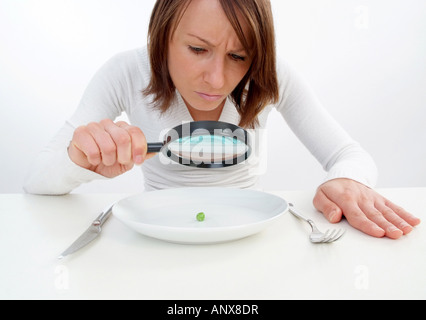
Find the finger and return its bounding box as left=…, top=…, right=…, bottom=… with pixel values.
left=343, top=205, right=386, bottom=238
left=116, top=121, right=147, bottom=165
left=360, top=204, right=404, bottom=239
left=375, top=202, right=415, bottom=235
left=87, top=122, right=117, bottom=166
left=71, top=126, right=102, bottom=167
left=313, top=189, right=343, bottom=223
left=102, top=120, right=132, bottom=165
left=384, top=199, right=421, bottom=228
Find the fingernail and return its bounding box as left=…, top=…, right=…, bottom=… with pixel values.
left=387, top=225, right=402, bottom=234
left=134, top=155, right=143, bottom=164
left=328, top=209, right=337, bottom=222
left=373, top=225, right=385, bottom=234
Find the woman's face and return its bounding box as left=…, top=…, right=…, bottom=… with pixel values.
left=168, top=0, right=252, bottom=117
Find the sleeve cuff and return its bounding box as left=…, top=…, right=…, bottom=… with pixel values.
left=323, top=160, right=378, bottom=189
left=61, top=146, right=109, bottom=186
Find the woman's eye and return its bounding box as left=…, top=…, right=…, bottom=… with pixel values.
left=230, top=53, right=246, bottom=62
left=189, top=46, right=206, bottom=54
left=188, top=46, right=246, bottom=62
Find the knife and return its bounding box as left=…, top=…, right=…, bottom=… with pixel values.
left=58, top=203, right=114, bottom=259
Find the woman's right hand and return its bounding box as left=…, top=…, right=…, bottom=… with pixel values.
left=68, top=119, right=153, bottom=178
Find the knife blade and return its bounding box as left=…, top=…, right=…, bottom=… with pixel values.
left=58, top=203, right=114, bottom=259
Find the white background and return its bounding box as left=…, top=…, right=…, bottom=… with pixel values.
left=0, top=0, right=425, bottom=193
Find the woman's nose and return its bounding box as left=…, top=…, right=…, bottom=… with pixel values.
left=203, top=57, right=226, bottom=89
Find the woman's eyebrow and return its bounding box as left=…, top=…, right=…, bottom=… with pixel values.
left=187, top=33, right=246, bottom=53
left=187, top=33, right=215, bottom=47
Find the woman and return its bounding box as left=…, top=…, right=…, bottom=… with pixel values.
left=24, top=0, right=420, bottom=239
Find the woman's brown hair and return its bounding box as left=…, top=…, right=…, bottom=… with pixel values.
left=143, top=0, right=279, bottom=129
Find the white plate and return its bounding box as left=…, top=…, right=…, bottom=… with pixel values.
left=113, top=187, right=288, bottom=244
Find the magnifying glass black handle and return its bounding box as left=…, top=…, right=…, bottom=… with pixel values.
left=147, top=142, right=164, bottom=153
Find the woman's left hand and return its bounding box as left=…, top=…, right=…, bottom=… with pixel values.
left=313, top=178, right=421, bottom=239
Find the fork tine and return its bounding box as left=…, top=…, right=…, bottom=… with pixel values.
left=332, top=229, right=345, bottom=242
left=318, top=229, right=330, bottom=242
left=322, top=229, right=337, bottom=242
left=325, top=229, right=345, bottom=243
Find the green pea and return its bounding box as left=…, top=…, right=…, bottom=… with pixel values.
left=196, top=212, right=205, bottom=222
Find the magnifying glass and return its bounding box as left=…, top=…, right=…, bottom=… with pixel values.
left=147, top=121, right=251, bottom=168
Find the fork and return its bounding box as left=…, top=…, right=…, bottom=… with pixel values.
left=288, top=203, right=345, bottom=243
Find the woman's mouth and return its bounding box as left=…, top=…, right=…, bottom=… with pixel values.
left=195, top=92, right=224, bottom=102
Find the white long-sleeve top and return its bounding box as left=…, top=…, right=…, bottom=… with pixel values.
left=23, top=46, right=378, bottom=195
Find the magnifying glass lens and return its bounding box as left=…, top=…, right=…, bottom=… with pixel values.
left=167, top=134, right=249, bottom=163
left=148, top=121, right=252, bottom=168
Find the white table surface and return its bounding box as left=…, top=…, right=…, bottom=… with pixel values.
left=1, top=188, right=425, bottom=300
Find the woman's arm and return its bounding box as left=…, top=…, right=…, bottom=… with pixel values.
left=275, top=59, right=378, bottom=188
left=23, top=51, right=139, bottom=195
left=274, top=59, right=420, bottom=238
left=23, top=121, right=107, bottom=195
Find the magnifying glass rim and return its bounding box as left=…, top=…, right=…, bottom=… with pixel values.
left=161, top=121, right=252, bottom=168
